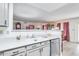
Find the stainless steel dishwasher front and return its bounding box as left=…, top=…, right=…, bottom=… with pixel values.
left=50, top=38, right=60, bottom=56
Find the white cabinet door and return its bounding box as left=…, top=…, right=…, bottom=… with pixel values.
left=0, top=53, right=4, bottom=56
left=51, top=39, right=60, bottom=56
left=0, top=3, right=8, bottom=26
left=41, top=44, right=50, bottom=56
left=27, top=49, right=40, bottom=56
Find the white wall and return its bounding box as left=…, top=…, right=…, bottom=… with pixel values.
left=54, top=17, right=79, bottom=42
left=69, top=17, right=79, bottom=42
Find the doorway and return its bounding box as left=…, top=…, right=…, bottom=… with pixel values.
left=57, top=23, right=61, bottom=30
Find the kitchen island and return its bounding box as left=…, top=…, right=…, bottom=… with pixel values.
left=0, top=30, right=61, bottom=56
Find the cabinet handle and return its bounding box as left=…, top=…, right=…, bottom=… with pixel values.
left=41, top=48, right=43, bottom=52
left=32, top=45, right=36, bottom=48
left=13, top=51, right=19, bottom=54
left=4, top=20, right=7, bottom=25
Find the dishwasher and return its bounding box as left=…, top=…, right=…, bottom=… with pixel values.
left=50, top=38, right=60, bottom=56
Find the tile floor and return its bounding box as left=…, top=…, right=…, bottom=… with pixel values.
left=62, top=41, right=79, bottom=56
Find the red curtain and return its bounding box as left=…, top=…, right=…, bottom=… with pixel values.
left=63, top=22, right=70, bottom=41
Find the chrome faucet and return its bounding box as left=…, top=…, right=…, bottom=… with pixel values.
left=31, top=34, right=34, bottom=38
left=16, top=35, right=21, bottom=40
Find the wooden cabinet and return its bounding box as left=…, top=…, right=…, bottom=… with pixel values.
left=50, top=39, right=60, bottom=56
left=0, top=3, right=8, bottom=26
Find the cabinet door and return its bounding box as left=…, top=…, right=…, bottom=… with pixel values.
left=0, top=3, right=8, bottom=26
left=51, top=39, right=60, bottom=56
left=0, top=53, right=4, bottom=56
left=4, top=3, right=9, bottom=26
left=27, top=49, right=40, bottom=56
left=41, top=44, right=50, bottom=56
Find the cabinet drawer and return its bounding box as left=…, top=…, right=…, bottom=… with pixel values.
left=14, top=52, right=26, bottom=56
left=0, top=53, right=4, bottom=56
left=40, top=41, right=50, bottom=46
left=51, top=39, right=59, bottom=42
left=27, top=43, right=40, bottom=50
left=27, top=48, right=40, bottom=56
left=51, top=39, right=59, bottom=44
left=4, top=47, right=26, bottom=56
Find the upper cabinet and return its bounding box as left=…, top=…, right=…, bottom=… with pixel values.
left=0, top=3, right=9, bottom=27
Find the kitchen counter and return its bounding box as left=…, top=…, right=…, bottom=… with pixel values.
left=0, top=30, right=61, bottom=54
left=0, top=35, right=60, bottom=52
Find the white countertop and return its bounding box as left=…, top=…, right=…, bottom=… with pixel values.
left=0, top=30, right=61, bottom=52
left=0, top=35, right=59, bottom=52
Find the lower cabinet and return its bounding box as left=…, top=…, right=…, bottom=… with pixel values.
left=41, top=44, right=50, bottom=56
left=0, top=53, right=4, bottom=56
left=27, top=41, right=50, bottom=56
left=27, top=49, right=41, bottom=56
left=0, top=40, right=60, bottom=56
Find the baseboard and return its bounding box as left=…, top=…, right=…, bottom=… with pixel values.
left=69, top=41, right=79, bottom=44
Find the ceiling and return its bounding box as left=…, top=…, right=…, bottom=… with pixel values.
left=13, top=3, right=79, bottom=22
